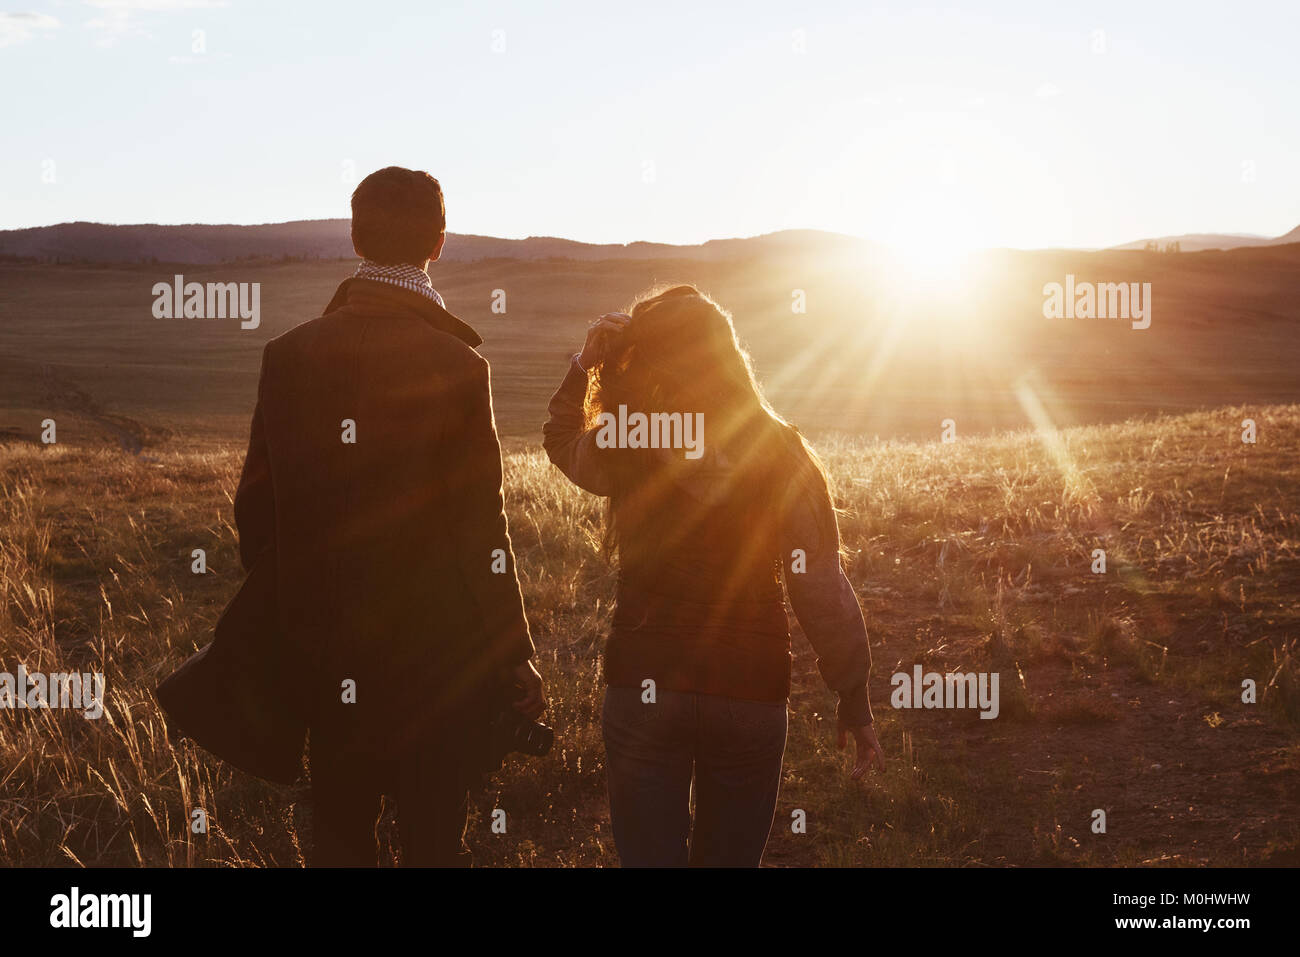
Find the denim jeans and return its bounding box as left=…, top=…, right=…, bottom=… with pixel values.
left=601, top=685, right=788, bottom=867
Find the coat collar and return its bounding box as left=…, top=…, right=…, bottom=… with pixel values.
left=323, top=277, right=484, bottom=349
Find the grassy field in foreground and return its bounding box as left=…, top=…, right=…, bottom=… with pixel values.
left=1, top=403, right=1298, bottom=866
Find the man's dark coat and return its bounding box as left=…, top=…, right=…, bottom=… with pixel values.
left=156, top=278, right=534, bottom=780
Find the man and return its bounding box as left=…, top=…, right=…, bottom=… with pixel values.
left=232, top=166, right=544, bottom=866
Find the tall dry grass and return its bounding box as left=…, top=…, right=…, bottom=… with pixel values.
left=1, top=404, right=1297, bottom=866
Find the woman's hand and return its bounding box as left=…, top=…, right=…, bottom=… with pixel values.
left=837, top=720, right=885, bottom=779
left=578, top=312, right=630, bottom=371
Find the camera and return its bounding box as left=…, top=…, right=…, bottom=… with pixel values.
left=474, top=690, right=553, bottom=774
left=489, top=707, right=554, bottom=759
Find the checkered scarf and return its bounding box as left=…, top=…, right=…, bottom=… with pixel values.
left=354, top=259, right=446, bottom=309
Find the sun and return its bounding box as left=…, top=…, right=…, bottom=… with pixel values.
left=876, top=230, right=981, bottom=322
left=883, top=236, right=975, bottom=287
left=860, top=209, right=993, bottom=336
left=873, top=198, right=984, bottom=298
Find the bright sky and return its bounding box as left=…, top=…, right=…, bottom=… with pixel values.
left=1, top=0, right=1297, bottom=249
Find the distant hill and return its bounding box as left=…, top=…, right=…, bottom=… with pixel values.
left=0, top=220, right=875, bottom=265
left=1110, top=224, right=1300, bottom=252
left=8, top=218, right=1297, bottom=264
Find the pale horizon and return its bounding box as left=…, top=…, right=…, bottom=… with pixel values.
left=5, top=214, right=1297, bottom=255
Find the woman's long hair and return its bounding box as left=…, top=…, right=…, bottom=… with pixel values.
left=584, top=283, right=836, bottom=557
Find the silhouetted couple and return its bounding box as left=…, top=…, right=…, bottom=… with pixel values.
left=217, top=166, right=882, bottom=868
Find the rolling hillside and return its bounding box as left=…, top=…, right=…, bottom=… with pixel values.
left=0, top=220, right=875, bottom=266
left=2, top=240, right=1298, bottom=447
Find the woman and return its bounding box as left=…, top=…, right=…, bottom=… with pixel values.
left=543, top=284, right=883, bottom=867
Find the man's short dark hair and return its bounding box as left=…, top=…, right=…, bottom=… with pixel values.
left=350, top=167, right=446, bottom=265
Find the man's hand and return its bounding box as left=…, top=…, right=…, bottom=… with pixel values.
left=837, top=720, right=885, bottom=779
left=578, top=312, right=630, bottom=371
left=508, top=659, right=546, bottom=720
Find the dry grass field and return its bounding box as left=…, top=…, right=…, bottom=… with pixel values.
left=3, top=245, right=1299, bottom=866
left=2, top=402, right=1297, bottom=866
